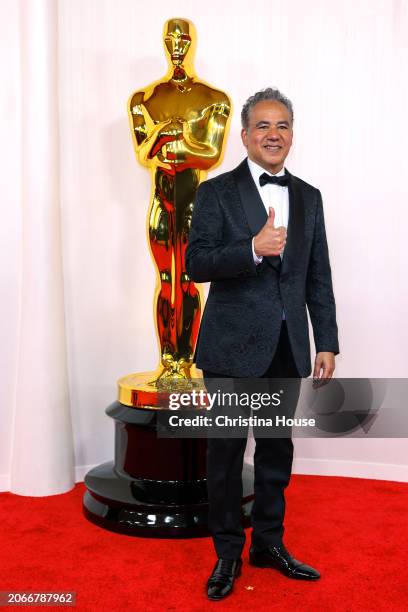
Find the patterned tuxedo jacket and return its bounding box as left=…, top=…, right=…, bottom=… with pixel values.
left=185, top=158, right=339, bottom=377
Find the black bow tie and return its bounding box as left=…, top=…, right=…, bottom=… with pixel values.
left=259, top=172, right=289, bottom=187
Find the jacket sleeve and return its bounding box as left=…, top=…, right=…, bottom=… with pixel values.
left=306, top=190, right=340, bottom=355
left=185, top=180, right=257, bottom=283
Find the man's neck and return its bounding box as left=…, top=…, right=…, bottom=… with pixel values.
left=247, top=158, right=285, bottom=176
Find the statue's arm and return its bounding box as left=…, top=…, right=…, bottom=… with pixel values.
left=128, top=91, right=171, bottom=167
left=180, top=96, right=231, bottom=170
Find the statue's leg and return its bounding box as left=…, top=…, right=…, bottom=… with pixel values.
left=148, top=185, right=175, bottom=372
left=173, top=169, right=202, bottom=374
left=149, top=169, right=201, bottom=378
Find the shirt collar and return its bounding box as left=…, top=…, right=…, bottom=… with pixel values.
left=247, top=158, right=286, bottom=184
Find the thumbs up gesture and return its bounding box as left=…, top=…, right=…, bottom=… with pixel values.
left=254, top=207, right=287, bottom=257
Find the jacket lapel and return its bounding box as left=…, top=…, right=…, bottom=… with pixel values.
left=233, top=159, right=281, bottom=272
left=281, top=173, right=305, bottom=277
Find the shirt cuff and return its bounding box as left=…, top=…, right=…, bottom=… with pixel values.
left=252, top=237, right=263, bottom=265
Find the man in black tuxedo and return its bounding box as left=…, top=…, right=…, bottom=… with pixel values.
left=185, top=88, right=339, bottom=601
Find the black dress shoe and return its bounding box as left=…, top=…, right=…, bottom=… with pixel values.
left=206, top=558, right=242, bottom=600
left=249, top=544, right=320, bottom=580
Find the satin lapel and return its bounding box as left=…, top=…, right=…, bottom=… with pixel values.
left=233, top=159, right=281, bottom=272
left=281, top=174, right=305, bottom=276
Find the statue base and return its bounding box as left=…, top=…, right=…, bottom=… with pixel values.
left=117, top=366, right=205, bottom=408
left=83, top=400, right=254, bottom=538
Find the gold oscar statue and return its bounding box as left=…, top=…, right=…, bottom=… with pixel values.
left=118, top=17, right=231, bottom=407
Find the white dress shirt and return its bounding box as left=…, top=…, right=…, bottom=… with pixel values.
left=247, top=158, right=289, bottom=264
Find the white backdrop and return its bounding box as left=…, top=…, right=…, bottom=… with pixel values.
left=1, top=0, right=407, bottom=493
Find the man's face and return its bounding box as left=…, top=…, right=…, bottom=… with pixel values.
left=241, top=100, right=293, bottom=174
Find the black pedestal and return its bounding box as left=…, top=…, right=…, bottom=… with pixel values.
left=83, top=401, right=254, bottom=537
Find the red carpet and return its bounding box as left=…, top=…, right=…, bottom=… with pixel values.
left=1, top=475, right=407, bottom=611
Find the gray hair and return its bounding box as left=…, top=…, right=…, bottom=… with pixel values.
left=241, top=88, right=294, bottom=129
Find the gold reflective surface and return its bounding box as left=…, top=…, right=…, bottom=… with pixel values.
left=119, top=18, right=231, bottom=406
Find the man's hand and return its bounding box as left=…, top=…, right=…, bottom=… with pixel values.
left=253, top=207, right=286, bottom=257
left=313, top=352, right=335, bottom=387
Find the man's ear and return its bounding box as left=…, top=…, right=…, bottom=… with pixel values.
left=241, top=128, right=248, bottom=148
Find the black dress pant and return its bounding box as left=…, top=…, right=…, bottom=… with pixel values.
left=203, top=322, right=301, bottom=560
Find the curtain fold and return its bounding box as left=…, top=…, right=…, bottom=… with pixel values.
left=10, top=0, right=74, bottom=496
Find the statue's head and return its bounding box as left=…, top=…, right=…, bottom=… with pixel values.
left=163, top=18, right=196, bottom=66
